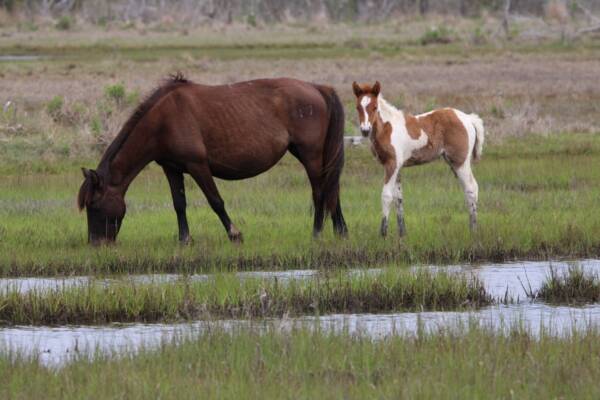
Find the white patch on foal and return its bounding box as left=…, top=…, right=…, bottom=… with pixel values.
left=376, top=97, right=430, bottom=235
left=359, top=96, right=371, bottom=132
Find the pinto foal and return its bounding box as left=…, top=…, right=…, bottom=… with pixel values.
left=352, top=81, right=485, bottom=236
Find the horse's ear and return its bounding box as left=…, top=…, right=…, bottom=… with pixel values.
left=373, top=81, right=381, bottom=97
left=352, top=81, right=362, bottom=97
left=78, top=168, right=101, bottom=210
left=82, top=168, right=101, bottom=188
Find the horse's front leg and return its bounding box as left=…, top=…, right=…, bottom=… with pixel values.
left=380, top=163, right=399, bottom=237
left=394, top=176, right=406, bottom=237
left=161, top=165, right=190, bottom=244
left=186, top=161, right=243, bottom=243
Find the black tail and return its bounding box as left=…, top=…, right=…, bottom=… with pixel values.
left=315, top=85, right=348, bottom=236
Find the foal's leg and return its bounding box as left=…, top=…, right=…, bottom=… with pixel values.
left=394, top=175, right=406, bottom=237
left=161, top=165, right=190, bottom=244
left=380, top=165, right=399, bottom=237
left=454, top=161, right=479, bottom=231
left=186, top=161, right=242, bottom=243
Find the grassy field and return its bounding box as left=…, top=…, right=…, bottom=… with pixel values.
left=0, top=269, right=491, bottom=325
left=3, top=326, right=600, bottom=399
left=1, top=19, right=600, bottom=397
left=1, top=21, right=600, bottom=277
left=1, top=134, right=600, bottom=275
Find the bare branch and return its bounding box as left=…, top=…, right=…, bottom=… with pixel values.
left=576, top=23, right=600, bottom=35
left=573, top=0, right=600, bottom=24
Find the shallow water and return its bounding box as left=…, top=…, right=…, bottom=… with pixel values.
left=0, top=55, right=43, bottom=62
left=0, top=269, right=318, bottom=294
left=2, top=259, right=600, bottom=367
left=2, top=259, right=597, bottom=298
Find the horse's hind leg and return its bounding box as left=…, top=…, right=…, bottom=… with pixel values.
left=331, top=195, right=348, bottom=237
left=453, top=162, right=479, bottom=231
left=161, top=165, right=190, bottom=244
left=288, top=145, right=326, bottom=237
left=186, top=161, right=242, bottom=243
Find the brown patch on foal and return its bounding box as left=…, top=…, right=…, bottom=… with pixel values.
left=404, top=109, right=469, bottom=168
left=371, top=119, right=397, bottom=183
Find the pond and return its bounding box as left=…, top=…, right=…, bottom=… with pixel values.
left=2, top=259, right=600, bottom=367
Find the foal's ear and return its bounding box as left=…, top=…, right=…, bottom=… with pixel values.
left=352, top=81, right=362, bottom=97
left=81, top=168, right=101, bottom=187
left=372, top=81, right=381, bottom=97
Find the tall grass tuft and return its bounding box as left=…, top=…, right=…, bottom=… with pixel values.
left=534, top=266, right=600, bottom=304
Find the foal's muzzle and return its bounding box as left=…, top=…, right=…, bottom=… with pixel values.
left=360, top=128, right=371, bottom=137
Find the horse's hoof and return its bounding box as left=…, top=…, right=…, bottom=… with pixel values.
left=179, top=236, right=191, bottom=245
left=334, top=225, right=348, bottom=238
left=228, top=226, right=243, bottom=244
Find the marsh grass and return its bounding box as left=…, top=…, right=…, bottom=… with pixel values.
left=533, top=266, right=600, bottom=304
left=3, top=326, right=600, bottom=399
left=1, top=134, right=600, bottom=275
left=0, top=269, right=491, bottom=325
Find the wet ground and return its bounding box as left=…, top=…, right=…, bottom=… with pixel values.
left=1, top=259, right=599, bottom=367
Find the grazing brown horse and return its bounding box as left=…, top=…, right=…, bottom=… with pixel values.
left=78, top=75, right=347, bottom=244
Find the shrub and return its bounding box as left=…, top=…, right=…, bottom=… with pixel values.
left=46, top=96, right=64, bottom=120
left=104, top=84, right=126, bottom=106
left=246, top=14, right=257, bottom=27
left=90, top=116, right=103, bottom=138
left=126, top=90, right=140, bottom=106
left=55, top=15, right=73, bottom=31
left=420, top=25, right=452, bottom=46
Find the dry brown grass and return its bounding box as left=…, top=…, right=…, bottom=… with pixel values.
left=1, top=21, right=599, bottom=159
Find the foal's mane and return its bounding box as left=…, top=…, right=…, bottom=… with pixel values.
left=97, top=73, right=191, bottom=172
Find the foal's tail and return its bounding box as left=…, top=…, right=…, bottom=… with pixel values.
left=315, top=84, right=345, bottom=217
left=470, top=113, right=485, bottom=162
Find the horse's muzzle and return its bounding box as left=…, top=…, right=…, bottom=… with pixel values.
left=360, top=128, right=371, bottom=137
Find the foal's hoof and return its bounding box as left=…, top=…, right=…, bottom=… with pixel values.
left=397, top=221, right=406, bottom=237
left=380, top=218, right=388, bottom=237
left=179, top=236, right=191, bottom=246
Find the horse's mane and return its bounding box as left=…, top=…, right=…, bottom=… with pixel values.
left=97, top=73, right=191, bottom=172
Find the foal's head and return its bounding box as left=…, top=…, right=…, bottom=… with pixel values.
left=77, top=168, right=126, bottom=245
left=352, top=81, right=381, bottom=137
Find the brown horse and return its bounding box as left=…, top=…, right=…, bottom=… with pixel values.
left=78, top=75, right=348, bottom=245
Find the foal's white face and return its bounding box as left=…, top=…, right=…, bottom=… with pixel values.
left=352, top=81, right=381, bottom=137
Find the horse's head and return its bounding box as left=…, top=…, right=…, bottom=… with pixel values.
left=352, top=81, right=381, bottom=137
left=77, top=168, right=126, bottom=245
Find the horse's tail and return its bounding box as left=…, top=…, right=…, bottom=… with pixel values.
left=470, top=113, right=485, bottom=162
left=315, top=84, right=345, bottom=219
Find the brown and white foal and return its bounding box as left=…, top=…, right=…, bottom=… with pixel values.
left=352, top=81, right=485, bottom=236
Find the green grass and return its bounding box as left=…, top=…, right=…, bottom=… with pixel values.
left=534, top=266, right=600, bottom=304
left=1, top=134, right=600, bottom=276
left=0, top=135, right=600, bottom=276
left=3, top=326, right=600, bottom=399
left=0, top=269, right=491, bottom=325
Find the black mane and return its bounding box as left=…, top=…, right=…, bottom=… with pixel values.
left=97, top=73, right=191, bottom=172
